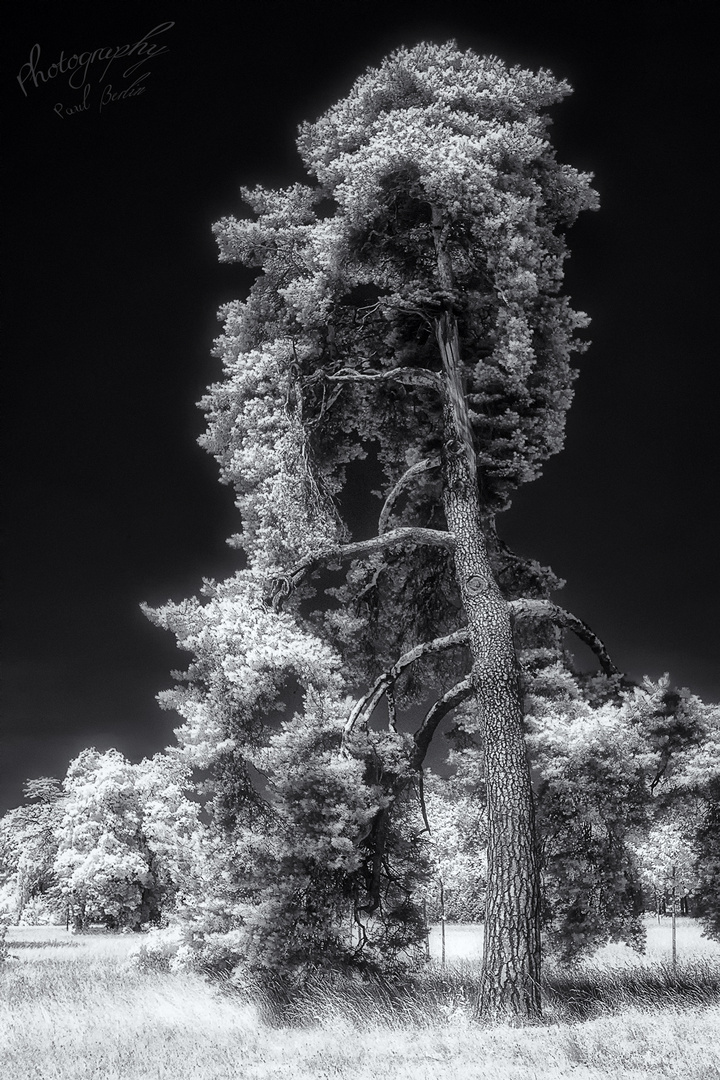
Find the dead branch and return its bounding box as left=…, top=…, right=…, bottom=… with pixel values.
left=378, top=457, right=441, bottom=535
left=386, top=685, right=397, bottom=732
left=270, top=527, right=455, bottom=609
left=326, top=366, right=442, bottom=392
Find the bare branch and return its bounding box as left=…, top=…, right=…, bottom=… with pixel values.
left=326, top=366, right=442, bottom=392
left=305, top=382, right=345, bottom=429
left=378, top=457, right=441, bottom=535
left=509, top=598, right=622, bottom=678
left=386, top=685, right=397, bottom=732
left=417, top=769, right=432, bottom=835
left=412, top=678, right=476, bottom=769
left=344, top=628, right=470, bottom=736
left=271, top=527, right=455, bottom=609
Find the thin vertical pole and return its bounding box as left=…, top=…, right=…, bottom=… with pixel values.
left=439, top=877, right=446, bottom=968
left=671, top=865, right=677, bottom=967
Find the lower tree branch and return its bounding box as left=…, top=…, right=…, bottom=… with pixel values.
left=344, top=599, right=623, bottom=743
left=416, top=768, right=432, bottom=835
left=344, top=597, right=624, bottom=747
left=411, top=677, right=476, bottom=769
left=343, top=628, right=470, bottom=736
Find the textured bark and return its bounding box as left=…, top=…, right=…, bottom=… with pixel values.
left=436, top=308, right=542, bottom=1019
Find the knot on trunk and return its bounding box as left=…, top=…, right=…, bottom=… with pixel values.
left=465, top=574, right=490, bottom=597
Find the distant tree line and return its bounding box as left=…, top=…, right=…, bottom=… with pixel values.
left=2, top=684, right=720, bottom=958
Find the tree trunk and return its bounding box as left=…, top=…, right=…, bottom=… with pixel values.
left=436, top=309, right=542, bottom=1019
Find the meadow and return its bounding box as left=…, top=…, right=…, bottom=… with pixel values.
left=2, top=919, right=720, bottom=1079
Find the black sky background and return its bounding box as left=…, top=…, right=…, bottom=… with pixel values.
left=2, top=1, right=718, bottom=814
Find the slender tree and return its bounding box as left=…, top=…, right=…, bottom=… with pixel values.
left=0, top=778, right=65, bottom=924
left=147, top=42, right=603, bottom=1017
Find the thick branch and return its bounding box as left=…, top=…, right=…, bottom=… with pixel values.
left=411, top=677, right=476, bottom=769
left=509, top=598, right=622, bottom=678
left=360, top=806, right=390, bottom=915
left=343, top=597, right=623, bottom=779
left=326, top=366, right=442, bottom=392
left=343, top=629, right=470, bottom=735
left=344, top=599, right=623, bottom=744
left=271, top=527, right=455, bottom=608
left=378, top=457, right=441, bottom=535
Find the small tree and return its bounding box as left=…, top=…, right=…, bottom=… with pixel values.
left=54, top=749, right=200, bottom=930
left=134, top=751, right=205, bottom=913
left=651, top=693, right=720, bottom=938
left=422, top=757, right=488, bottom=924
left=632, top=819, right=697, bottom=915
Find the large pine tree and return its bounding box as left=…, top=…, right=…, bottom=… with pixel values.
left=146, top=42, right=604, bottom=1017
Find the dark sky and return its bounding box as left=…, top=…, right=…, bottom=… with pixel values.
left=2, top=1, right=718, bottom=814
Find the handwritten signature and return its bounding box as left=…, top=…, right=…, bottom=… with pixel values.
left=17, top=21, right=174, bottom=105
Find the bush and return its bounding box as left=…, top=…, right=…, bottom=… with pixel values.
left=128, top=922, right=247, bottom=977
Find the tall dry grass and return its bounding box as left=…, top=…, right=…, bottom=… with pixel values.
left=2, top=922, right=720, bottom=1079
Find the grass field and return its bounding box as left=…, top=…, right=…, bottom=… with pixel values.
left=3, top=920, right=720, bottom=1079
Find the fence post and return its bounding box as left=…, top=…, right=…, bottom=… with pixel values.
left=439, top=877, right=446, bottom=968
left=671, top=864, right=677, bottom=967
